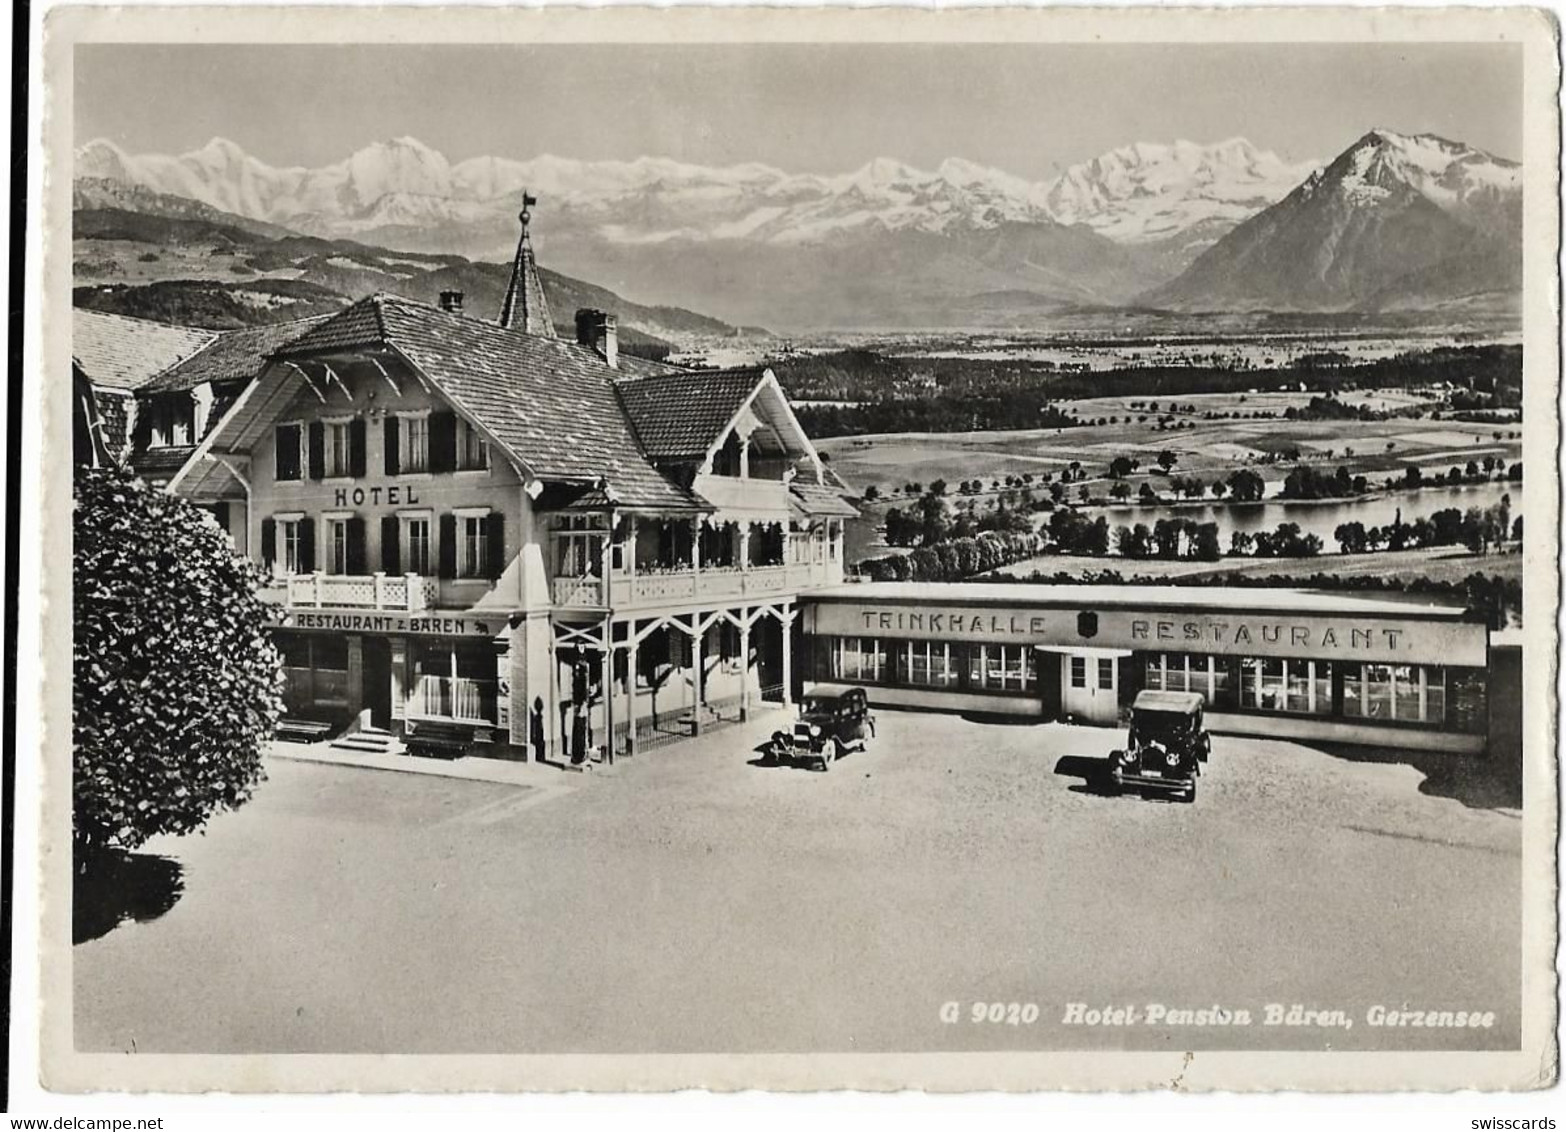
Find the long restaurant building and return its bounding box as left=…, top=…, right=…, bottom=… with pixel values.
left=801, top=582, right=1494, bottom=753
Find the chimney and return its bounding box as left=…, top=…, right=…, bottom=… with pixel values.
left=438, top=290, right=464, bottom=314
left=575, top=308, right=618, bottom=369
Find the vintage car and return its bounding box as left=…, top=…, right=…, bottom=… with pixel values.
left=767, top=684, right=876, bottom=771
left=1109, top=689, right=1210, bottom=803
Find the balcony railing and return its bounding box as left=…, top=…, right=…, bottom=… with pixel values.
left=264, top=572, right=439, bottom=611
left=551, top=561, right=838, bottom=609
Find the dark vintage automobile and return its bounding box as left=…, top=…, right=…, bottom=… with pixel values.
left=768, top=684, right=876, bottom=771
left=1109, top=689, right=1211, bottom=803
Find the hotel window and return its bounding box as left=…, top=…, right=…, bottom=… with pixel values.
left=971, top=644, right=1034, bottom=692
left=906, top=641, right=958, bottom=688
left=148, top=396, right=193, bottom=448
left=458, top=420, right=489, bottom=471
left=279, top=519, right=302, bottom=575
left=1070, top=656, right=1087, bottom=688
left=326, top=517, right=351, bottom=575
left=461, top=516, right=488, bottom=578
left=324, top=420, right=354, bottom=478
left=404, top=516, right=432, bottom=575
left=832, top=637, right=887, bottom=683
left=1241, top=657, right=1332, bottom=715
left=1343, top=664, right=1445, bottom=725
left=401, top=414, right=430, bottom=473
left=275, top=424, right=303, bottom=481
left=558, top=522, right=598, bottom=576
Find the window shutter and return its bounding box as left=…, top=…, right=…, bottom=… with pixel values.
left=298, top=518, right=316, bottom=572
left=307, top=422, right=325, bottom=481
left=438, top=514, right=458, bottom=578
left=349, top=418, right=367, bottom=478
left=381, top=515, right=400, bottom=574
left=346, top=516, right=367, bottom=575
left=384, top=417, right=400, bottom=476
left=430, top=411, right=458, bottom=473
left=260, top=518, right=276, bottom=568
left=485, top=513, right=505, bottom=579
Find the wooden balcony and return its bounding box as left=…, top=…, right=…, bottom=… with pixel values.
left=550, top=561, right=837, bottom=610
left=262, top=572, right=440, bottom=612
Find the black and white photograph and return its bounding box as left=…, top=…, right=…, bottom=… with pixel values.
left=22, top=2, right=1559, bottom=1099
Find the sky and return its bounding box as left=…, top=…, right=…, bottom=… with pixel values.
left=75, top=42, right=1522, bottom=177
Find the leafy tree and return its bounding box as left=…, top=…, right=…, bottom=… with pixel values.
left=1192, top=522, right=1221, bottom=561
left=1137, top=483, right=1159, bottom=504
left=1156, top=449, right=1178, bottom=472
left=1109, top=481, right=1132, bottom=502
left=861, top=484, right=880, bottom=503
left=1109, top=455, right=1137, bottom=479
left=73, top=465, right=282, bottom=862
left=1117, top=523, right=1152, bottom=559
left=1225, top=468, right=1266, bottom=503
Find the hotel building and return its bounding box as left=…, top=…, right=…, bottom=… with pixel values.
left=168, top=207, right=856, bottom=759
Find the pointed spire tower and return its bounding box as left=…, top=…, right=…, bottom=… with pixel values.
left=498, top=192, right=556, bottom=337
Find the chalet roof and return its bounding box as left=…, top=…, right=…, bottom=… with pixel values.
left=790, top=481, right=860, bottom=518
left=145, top=316, right=331, bottom=393
left=614, top=366, right=768, bottom=461
left=72, top=309, right=217, bottom=392
left=276, top=293, right=703, bottom=510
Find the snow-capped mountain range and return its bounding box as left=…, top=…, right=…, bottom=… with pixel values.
left=75, top=134, right=1314, bottom=252
left=74, top=129, right=1521, bottom=326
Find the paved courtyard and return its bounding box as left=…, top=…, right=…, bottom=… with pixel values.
left=74, top=708, right=1522, bottom=1054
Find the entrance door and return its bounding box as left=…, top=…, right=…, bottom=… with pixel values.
left=362, top=638, right=393, bottom=728
left=1036, top=648, right=1063, bottom=721
left=1062, top=651, right=1119, bottom=724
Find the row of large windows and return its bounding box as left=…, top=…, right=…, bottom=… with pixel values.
left=274, top=412, right=489, bottom=482
left=1144, top=650, right=1483, bottom=730
left=260, top=511, right=505, bottom=579
left=814, top=636, right=1486, bottom=731
left=827, top=637, right=1037, bottom=693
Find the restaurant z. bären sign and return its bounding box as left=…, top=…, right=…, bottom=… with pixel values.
left=807, top=601, right=1487, bottom=666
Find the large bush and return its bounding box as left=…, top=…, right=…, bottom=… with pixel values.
left=74, top=465, right=283, bottom=859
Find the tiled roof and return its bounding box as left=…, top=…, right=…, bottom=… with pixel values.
left=790, top=481, right=860, bottom=518
left=132, top=446, right=197, bottom=475
left=145, top=316, right=331, bottom=393
left=614, top=367, right=766, bottom=461
left=277, top=294, right=703, bottom=511
left=72, top=309, right=217, bottom=392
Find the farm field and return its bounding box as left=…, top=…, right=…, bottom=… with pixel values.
left=817, top=405, right=1520, bottom=501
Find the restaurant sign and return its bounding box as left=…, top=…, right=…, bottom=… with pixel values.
left=287, top=610, right=498, bottom=638
left=808, top=602, right=1485, bottom=666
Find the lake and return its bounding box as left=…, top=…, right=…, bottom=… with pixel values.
left=1096, top=480, right=1518, bottom=548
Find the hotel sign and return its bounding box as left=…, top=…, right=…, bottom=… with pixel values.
left=809, top=602, right=1486, bottom=667
left=287, top=610, right=498, bottom=638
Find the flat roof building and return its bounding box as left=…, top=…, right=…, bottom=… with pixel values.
left=801, top=581, right=1492, bottom=753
